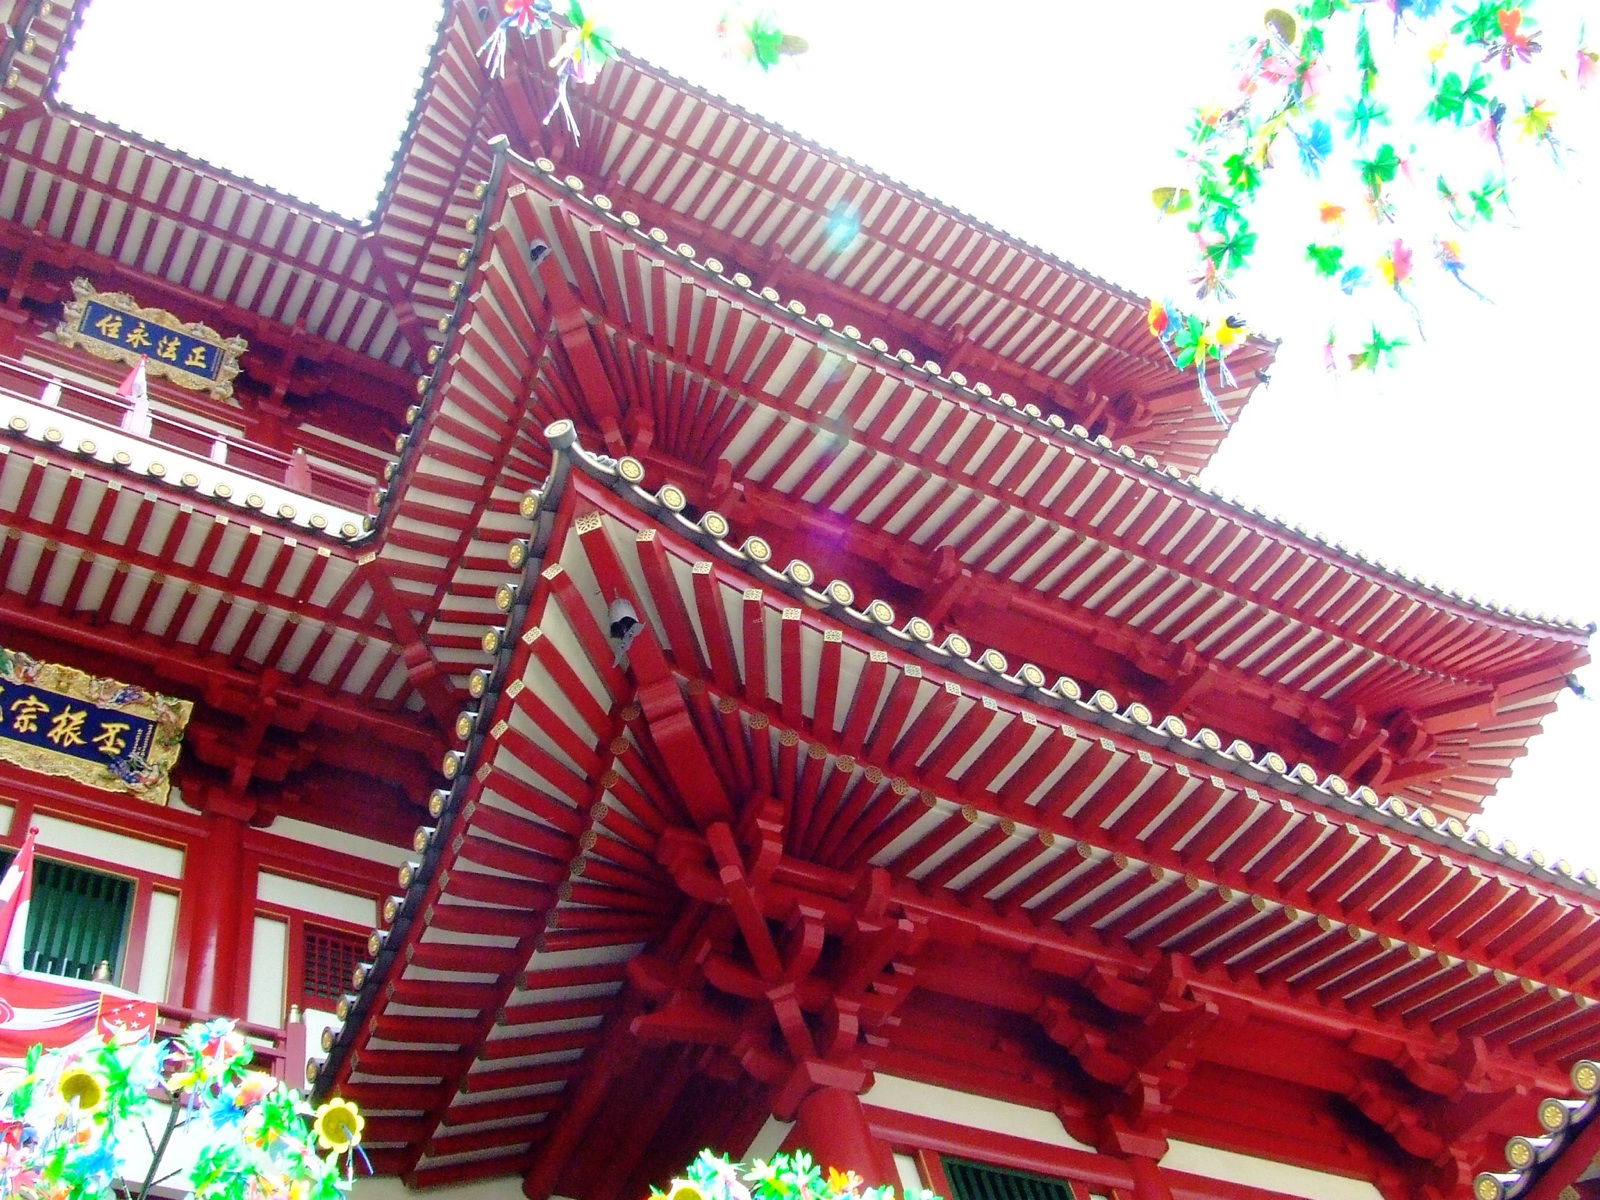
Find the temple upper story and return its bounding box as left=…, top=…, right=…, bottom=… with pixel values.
left=0, top=1, right=1588, bottom=821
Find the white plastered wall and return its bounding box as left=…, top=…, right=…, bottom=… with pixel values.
left=265, top=816, right=415, bottom=868
left=864, top=1075, right=1385, bottom=1200
left=1160, top=1141, right=1384, bottom=1200
left=136, top=889, right=179, bottom=999
left=256, top=872, right=378, bottom=926
left=248, top=871, right=379, bottom=1030
left=247, top=914, right=289, bottom=1027
left=862, top=1075, right=1099, bottom=1154
left=32, top=813, right=184, bottom=878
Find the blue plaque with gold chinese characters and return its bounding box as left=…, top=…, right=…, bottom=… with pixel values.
left=0, top=648, right=193, bottom=805
left=53, top=278, right=247, bottom=400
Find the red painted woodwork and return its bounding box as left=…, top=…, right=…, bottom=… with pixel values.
left=4, top=4, right=1595, bottom=1198
left=313, top=451, right=1592, bottom=1198
left=783, top=1088, right=899, bottom=1190
left=178, top=813, right=245, bottom=1014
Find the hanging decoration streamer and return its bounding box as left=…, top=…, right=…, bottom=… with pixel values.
left=654, top=1149, right=941, bottom=1200
left=478, top=0, right=556, bottom=79
left=477, top=1, right=806, bottom=138
left=0, top=1021, right=364, bottom=1200
left=1153, top=0, right=1597, bottom=409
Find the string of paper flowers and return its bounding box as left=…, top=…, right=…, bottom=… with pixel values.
left=654, top=1149, right=941, bottom=1200
left=1152, top=0, right=1597, bottom=417
left=478, top=1, right=807, bottom=139
left=0, top=1021, right=364, bottom=1200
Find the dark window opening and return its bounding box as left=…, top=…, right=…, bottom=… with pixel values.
left=944, top=1159, right=1080, bottom=1200
left=301, top=925, right=365, bottom=1008
left=0, top=851, right=133, bottom=982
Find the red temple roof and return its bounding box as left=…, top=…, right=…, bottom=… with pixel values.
left=6, top=6, right=1599, bottom=1194
left=374, top=148, right=1588, bottom=819
left=320, top=427, right=1598, bottom=1192
left=1476, top=1060, right=1600, bottom=1200
left=483, top=15, right=1273, bottom=472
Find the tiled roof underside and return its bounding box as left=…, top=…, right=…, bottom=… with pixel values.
left=374, top=156, right=1588, bottom=820
left=320, top=439, right=1596, bottom=1190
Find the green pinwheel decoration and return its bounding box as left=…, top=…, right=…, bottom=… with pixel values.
left=1355, top=143, right=1402, bottom=200
left=1427, top=69, right=1491, bottom=124
left=1204, top=226, right=1260, bottom=273
left=1348, top=326, right=1409, bottom=370
left=1468, top=175, right=1509, bottom=220
left=0, top=1020, right=364, bottom=1200
left=1306, top=243, right=1346, bottom=276
left=1153, top=0, right=1584, bottom=390
left=652, top=1148, right=942, bottom=1200
left=725, top=14, right=810, bottom=70
left=1339, top=96, right=1390, bottom=143
left=1223, top=151, right=1264, bottom=193
left=1354, top=13, right=1378, bottom=96
left=1452, top=1, right=1509, bottom=46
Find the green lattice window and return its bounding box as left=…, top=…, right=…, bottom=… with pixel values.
left=944, top=1160, right=1080, bottom=1200
left=0, top=851, right=132, bottom=981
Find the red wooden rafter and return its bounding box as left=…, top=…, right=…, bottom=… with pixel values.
left=319, top=449, right=1595, bottom=1189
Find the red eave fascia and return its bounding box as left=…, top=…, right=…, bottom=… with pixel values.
left=319, top=433, right=1600, bottom=1129
left=494, top=153, right=1592, bottom=648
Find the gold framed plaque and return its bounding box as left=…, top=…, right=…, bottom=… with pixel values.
left=0, top=647, right=193, bottom=805
left=54, top=278, right=247, bottom=400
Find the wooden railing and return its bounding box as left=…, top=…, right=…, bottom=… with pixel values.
left=0, top=356, right=372, bottom=511
left=154, top=1003, right=310, bottom=1087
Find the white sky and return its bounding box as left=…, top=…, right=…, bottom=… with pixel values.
left=57, top=1, right=1600, bottom=862
left=55, top=0, right=441, bottom=218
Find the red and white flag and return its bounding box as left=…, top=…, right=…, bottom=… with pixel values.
left=0, top=827, right=39, bottom=973
left=0, top=973, right=157, bottom=1058
left=117, top=356, right=152, bottom=437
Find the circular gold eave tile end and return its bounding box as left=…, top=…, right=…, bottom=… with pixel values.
left=1573, top=1060, right=1600, bottom=1093
left=1538, top=1098, right=1568, bottom=1132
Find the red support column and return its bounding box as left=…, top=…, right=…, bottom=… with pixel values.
left=178, top=811, right=247, bottom=1015
left=783, top=1086, right=899, bottom=1190
left=1126, top=1156, right=1175, bottom=1200
left=1108, top=1118, right=1174, bottom=1200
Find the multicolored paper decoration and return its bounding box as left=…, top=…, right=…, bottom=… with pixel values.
left=1153, top=0, right=1597, bottom=402
left=0, top=1020, right=364, bottom=1200
left=716, top=12, right=809, bottom=70
left=476, top=1, right=806, bottom=137
left=543, top=1, right=618, bottom=140
left=654, top=1149, right=941, bottom=1200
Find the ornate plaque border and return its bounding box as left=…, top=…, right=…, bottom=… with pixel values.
left=53, top=277, right=247, bottom=400
left=0, top=648, right=194, bottom=806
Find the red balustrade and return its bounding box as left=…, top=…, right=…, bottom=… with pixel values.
left=154, top=1002, right=310, bottom=1087
left=0, top=356, right=372, bottom=512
